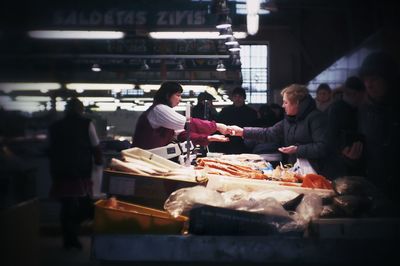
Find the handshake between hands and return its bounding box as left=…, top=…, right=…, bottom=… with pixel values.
left=214, top=123, right=298, bottom=154
left=207, top=124, right=243, bottom=143
left=215, top=123, right=244, bottom=137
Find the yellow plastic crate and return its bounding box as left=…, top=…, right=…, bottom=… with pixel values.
left=94, top=199, right=188, bottom=234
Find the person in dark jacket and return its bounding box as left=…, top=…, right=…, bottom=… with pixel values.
left=325, top=76, right=366, bottom=178
left=357, top=51, right=400, bottom=203
left=191, top=91, right=218, bottom=121
left=213, top=87, right=258, bottom=154
left=48, top=97, right=103, bottom=250
left=228, top=84, right=329, bottom=175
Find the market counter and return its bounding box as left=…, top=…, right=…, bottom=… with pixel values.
left=92, top=224, right=400, bottom=264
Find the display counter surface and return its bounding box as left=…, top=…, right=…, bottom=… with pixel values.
left=92, top=230, right=399, bottom=264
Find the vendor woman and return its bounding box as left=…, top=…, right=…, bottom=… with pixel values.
left=132, top=81, right=230, bottom=149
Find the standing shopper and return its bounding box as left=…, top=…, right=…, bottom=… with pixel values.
left=229, top=84, right=330, bottom=176
left=325, top=76, right=366, bottom=178
left=48, top=98, right=103, bottom=250
left=132, top=82, right=229, bottom=150
left=358, top=52, right=400, bottom=203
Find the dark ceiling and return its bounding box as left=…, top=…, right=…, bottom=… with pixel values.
left=0, top=0, right=398, bottom=86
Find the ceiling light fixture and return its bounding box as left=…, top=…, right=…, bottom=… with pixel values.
left=149, top=31, right=246, bottom=39
left=216, top=60, right=226, bottom=72
left=176, top=60, right=185, bottom=71
left=225, top=36, right=239, bottom=46
left=247, top=0, right=261, bottom=15
left=91, top=63, right=101, bottom=72
left=247, top=14, right=259, bottom=35
left=141, top=60, right=150, bottom=71
left=228, top=43, right=241, bottom=52
left=216, top=14, right=232, bottom=29
left=219, top=27, right=233, bottom=38
left=230, top=54, right=242, bottom=66
left=246, top=0, right=260, bottom=35
left=28, top=30, right=125, bottom=39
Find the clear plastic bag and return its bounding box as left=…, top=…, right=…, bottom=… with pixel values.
left=293, top=158, right=317, bottom=176
left=163, top=186, right=225, bottom=218
left=295, top=193, right=323, bottom=222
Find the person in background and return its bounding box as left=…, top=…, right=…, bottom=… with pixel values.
left=315, top=83, right=333, bottom=112
left=325, top=76, right=366, bottom=178
left=357, top=51, right=400, bottom=203
left=132, top=82, right=229, bottom=150
left=48, top=97, right=103, bottom=250
left=228, top=84, right=329, bottom=176
left=214, top=87, right=258, bottom=154
left=191, top=91, right=218, bottom=121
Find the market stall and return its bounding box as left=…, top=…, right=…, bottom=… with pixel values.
left=91, top=147, right=400, bottom=264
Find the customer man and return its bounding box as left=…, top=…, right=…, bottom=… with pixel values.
left=214, top=87, right=257, bottom=154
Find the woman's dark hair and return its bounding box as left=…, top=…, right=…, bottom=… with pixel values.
left=153, top=81, right=183, bottom=106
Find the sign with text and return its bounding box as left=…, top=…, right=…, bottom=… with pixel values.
left=25, top=1, right=241, bottom=29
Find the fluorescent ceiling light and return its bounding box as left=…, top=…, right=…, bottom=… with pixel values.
left=0, top=82, right=61, bottom=92
left=0, top=101, right=41, bottom=112
left=28, top=30, right=125, bottom=39
left=77, top=97, right=116, bottom=102
left=92, top=102, right=135, bottom=112
left=122, top=97, right=154, bottom=102
left=149, top=31, right=247, bottom=39
left=139, top=85, right=161, bottom=92
left=66, top=83, right=134, bottom=91
left=182, top=85, right=213, bottom=92
left=15, top=96, right=51, bottom=102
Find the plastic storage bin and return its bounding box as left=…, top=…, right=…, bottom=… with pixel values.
left=94, top=199, right=188, bottom=234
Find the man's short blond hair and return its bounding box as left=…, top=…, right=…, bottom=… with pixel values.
left=281, top=84, right=309, bottom=104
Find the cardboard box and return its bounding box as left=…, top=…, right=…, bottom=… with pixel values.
left=94, top=199, right=188, bottom=234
